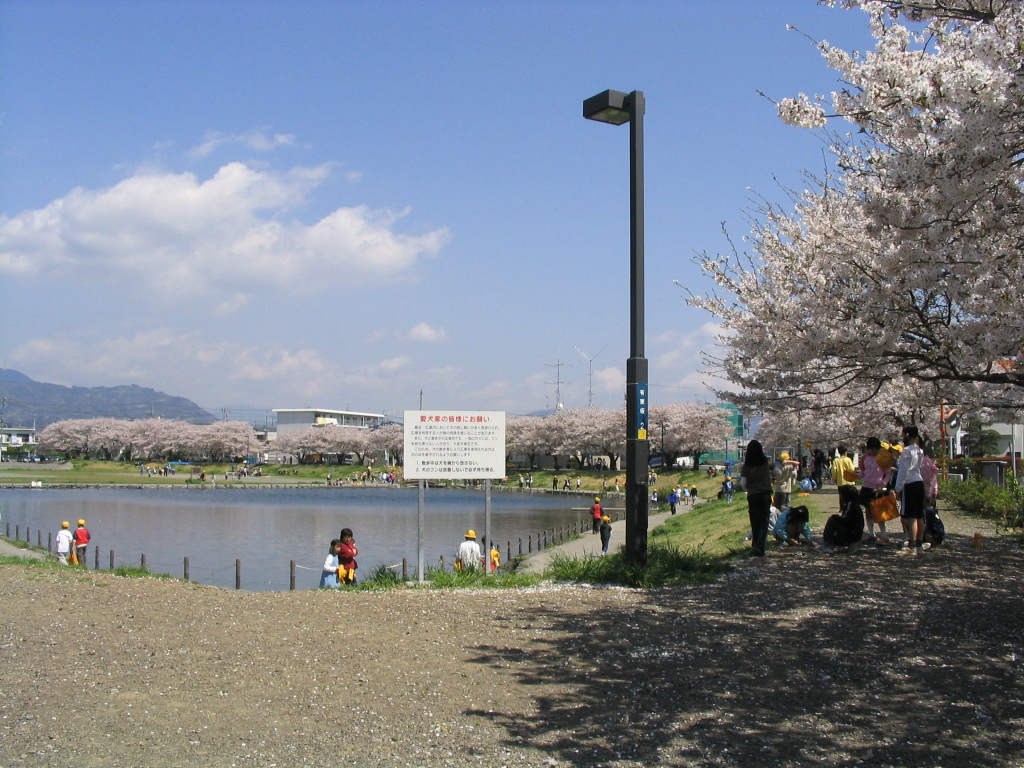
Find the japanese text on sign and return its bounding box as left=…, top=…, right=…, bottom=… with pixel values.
left=404, top=410, right=506, bottom=479
left=637, top=382, right=649, bottom=440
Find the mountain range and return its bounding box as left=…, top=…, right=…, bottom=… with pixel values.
left=0, top=369, right=214, bottom=430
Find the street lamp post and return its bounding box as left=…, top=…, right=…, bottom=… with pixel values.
left=583, top=89, right=649, bottom=566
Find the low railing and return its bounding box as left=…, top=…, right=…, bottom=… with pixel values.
left=3, top=508, right=626, bottom=590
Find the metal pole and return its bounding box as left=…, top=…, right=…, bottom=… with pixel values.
left=417, top=478, right=425, bottom=583
left=484, top=478, right=492, bottom=576
left=624, top=90, right=649, bottom=566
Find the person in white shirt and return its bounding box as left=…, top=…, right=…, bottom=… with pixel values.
left=55, top=521, right=74, bottom=565
left=895, top=424, right=927, bottom=556
left=455, top=529, right=482, bottom=572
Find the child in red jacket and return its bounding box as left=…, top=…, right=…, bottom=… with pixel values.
left=338, top=528, right=358, bottom=585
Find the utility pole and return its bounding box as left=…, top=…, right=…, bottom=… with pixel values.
left=545, top=359, right=569, bottom=411
left=574, top=345, right=606, bottom=408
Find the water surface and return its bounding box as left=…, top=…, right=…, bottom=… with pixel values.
left=0, top=486, right=590, bottom=590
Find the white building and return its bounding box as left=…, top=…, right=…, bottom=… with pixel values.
left=273, top=408, right=385, bottom=436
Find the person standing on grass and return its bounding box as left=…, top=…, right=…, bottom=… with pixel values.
left=73, top=519, right=91, bottom=568
left=455, top=529, right=482, bottom=572
left=774, top=453, right=799, bottom=511
left=832, top=447, right=858, bottom=506
left=722, top=476, right=735, bottom=504
left=740, top=440, right=780, bottom=557
left=55, top=521, right=73, bottom=566
left=895, top=425, right=927, bottom=557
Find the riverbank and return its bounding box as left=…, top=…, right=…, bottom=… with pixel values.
left=2, top=505, right=1021, bottom=767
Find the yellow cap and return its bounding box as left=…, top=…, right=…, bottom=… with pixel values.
left=602, top=516, right=611, bottom=522
left=465, top=529, right=476, bottom=539
left=78, top=519, right=86, bottom=526
left=780, top=452, right=790, bottom=461
left=61, top=521, right=70, bottom=529
left=594, top=497, right=601, bottom=502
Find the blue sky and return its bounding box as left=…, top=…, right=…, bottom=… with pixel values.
left=0, top=0, right=873, bottom=423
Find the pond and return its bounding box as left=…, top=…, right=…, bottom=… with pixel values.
left=0, top=486, right=594, bottom=590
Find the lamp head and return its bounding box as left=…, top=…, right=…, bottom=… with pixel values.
left=583, top=89, right=631, bottom=125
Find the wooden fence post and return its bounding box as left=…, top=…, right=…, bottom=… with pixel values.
left=235, top=559, right=241, bottom=590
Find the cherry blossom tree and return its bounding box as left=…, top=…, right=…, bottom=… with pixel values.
left=365, top=422, right=404, bottom=466
left=691, top=0, right=1024, bottom=415
left=752, top=375, right=960, bottom=452
left=537, top=408, right=625, bottom=470
left=650, top=403, right=734, bottom=469
left=40, top=417, right=257, bottom=461
left=506, top=415, right=549, bottom=469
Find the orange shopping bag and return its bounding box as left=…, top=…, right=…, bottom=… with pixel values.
left=869, top=493, right=900, bottom=524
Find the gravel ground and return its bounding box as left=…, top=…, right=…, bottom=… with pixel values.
left=1, top=508, right=1022, bottom=768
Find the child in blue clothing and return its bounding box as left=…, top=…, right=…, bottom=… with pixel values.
left=774, top=505, right=813, bottom=546
left=319, top=539, right=342, bottom=588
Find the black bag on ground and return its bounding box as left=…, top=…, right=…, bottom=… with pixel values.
left=925, top=507, right=945, bottom=546
left=822, top=514, right=846, bottom=546
left=824, top=487, right=865, bottom=547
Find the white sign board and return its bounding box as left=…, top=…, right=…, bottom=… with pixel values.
left=404, top=410, right=506, bottom=479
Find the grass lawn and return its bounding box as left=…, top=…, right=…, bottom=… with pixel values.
left=650, top=485, right=844, bottom=556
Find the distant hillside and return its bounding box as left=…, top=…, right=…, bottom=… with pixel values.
left=0, top=369, right=214, bottom=429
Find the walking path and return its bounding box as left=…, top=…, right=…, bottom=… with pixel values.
left=517, top=500, right=706, bottom=574
left=0, top=537, right=47, bottom=560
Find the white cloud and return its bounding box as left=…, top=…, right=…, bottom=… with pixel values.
left=188, top=128, right=297, bottom=158
left=7, top=328, right=332, bottom=405
left=0, top=162, right=450, bottom=304
left=407, top=322, right=448, bottom=343
left=376, top=356, right=412, bottom=373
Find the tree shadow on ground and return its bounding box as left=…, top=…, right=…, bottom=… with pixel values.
left=466, top=532, right=1024, bottom=767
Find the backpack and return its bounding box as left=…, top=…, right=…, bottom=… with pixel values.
left=822, top=514, right=846, bottom=547
left=925, top=507, right=945, bottom=546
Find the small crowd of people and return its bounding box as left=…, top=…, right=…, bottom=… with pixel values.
left=318, top=526, right=502, bottom=587
left=739, top=424, right=943, bottom=558
left=138, top=464, right=177, bottom=477
left=666, top=485, right=700, bottom=514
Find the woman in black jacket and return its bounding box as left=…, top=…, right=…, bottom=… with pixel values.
left=740, top=440, right=780, bottom=557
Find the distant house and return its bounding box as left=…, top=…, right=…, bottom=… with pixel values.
left=273, top=408, right=385, bottom=436
left=1, top=425, right=39, bottom=459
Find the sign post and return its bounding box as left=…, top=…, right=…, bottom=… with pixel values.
left=404, top=410, right=506, bottom=581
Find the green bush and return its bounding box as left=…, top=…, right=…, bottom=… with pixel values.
left=941, top=477, right=1024, bottom=530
